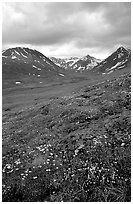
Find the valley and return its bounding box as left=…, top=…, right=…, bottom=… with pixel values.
left=2, top=46, right=131, bottom=202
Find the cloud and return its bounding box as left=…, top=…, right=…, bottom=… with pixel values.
left=2, top=2, right=131, bottom=58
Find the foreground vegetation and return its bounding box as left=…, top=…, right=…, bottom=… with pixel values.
left=2, top=73, right=131, bottom=201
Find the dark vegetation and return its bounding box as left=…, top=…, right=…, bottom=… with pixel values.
left=2, top=73, right=131, bottom=202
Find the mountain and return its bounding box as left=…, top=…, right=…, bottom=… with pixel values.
left=2, top=46, right=131, bottom=88
left=70, top=55, right=101, bottom=71
left=93, top=46, right=131, bottom=75
left=50, top=55, right=101, bottom=72
left=50, top=57, right=79, bottom=70
left=2, top=47, right=67, bottom=87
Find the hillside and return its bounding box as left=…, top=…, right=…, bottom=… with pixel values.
left=93, top=47, right=131, bottom=74
left=2, top=47, right=68, bottom=88
left=2, top=73, right=131, bottom=202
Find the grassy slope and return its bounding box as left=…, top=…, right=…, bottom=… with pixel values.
left=2, top=73, right=131, bottom=202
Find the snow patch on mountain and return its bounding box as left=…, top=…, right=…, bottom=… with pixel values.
left=109, top=62, right=122, bottom=70
left=15, top=50, right=20, bottom=55
left=11, top=56, right=17, bottom=59
left=20, top=52, right=27, bottom=58
left=118, top=53, right=124, bottom=58
left=15, top=81, right=21, bottom=84
left=23, top=48, right=29, bottom=55
left=59, top=73, right=65, bottom=77
left=32, top=65, right=42, bottom=70
left=107, top=70, right=114, bottom=74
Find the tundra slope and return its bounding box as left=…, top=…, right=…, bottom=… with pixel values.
left=2, top=72, right=131, bottom=202
left=93, top=47, right=131, bottom=74
left=2, top=47, right=67, bottom=88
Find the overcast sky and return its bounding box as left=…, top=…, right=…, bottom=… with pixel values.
left=2, top=2, right=131, bottom=59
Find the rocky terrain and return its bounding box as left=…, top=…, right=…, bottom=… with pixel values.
left=50, top=55, right=101, bottom=71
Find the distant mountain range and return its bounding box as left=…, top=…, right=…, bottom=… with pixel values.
left=50, top=57, right=79, bottom=70
left=2, top=46, right=131, bottom=86
left=50, top=47, right=130, bottom=73
left=50, top=55, right=101, bottom=71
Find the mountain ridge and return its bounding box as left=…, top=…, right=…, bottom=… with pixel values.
left=2, top=46, right=131, bottom=86
left=92, top=46, right=131, bottom=75
left=2, top=47, right=67, bottom=87
left=50, top=54, right=101, bottom=71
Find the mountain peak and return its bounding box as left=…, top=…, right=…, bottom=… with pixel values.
left=50, top=54, right=101, bottom=71
left=3, top=47, right=46, bottom=60
left=2, top=46, right=67, bottom=87
left=92, top=46, right=131, bottom=74
left=116, top=46, right=129, bottom=53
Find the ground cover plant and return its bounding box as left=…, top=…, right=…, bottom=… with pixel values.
left=2, top=73, right=131, bottom=202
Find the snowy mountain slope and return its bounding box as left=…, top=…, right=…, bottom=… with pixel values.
left=71, top=55, right=101, bottom=71
left=2, top=46, right=131, bottom=87
left=50, top=57, right=79, bottom=69
left=2, top=47, right=67, bottom=83
left=93, top=47, right=131, bottom=74
left=50, top=55, right=101, bottom=71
